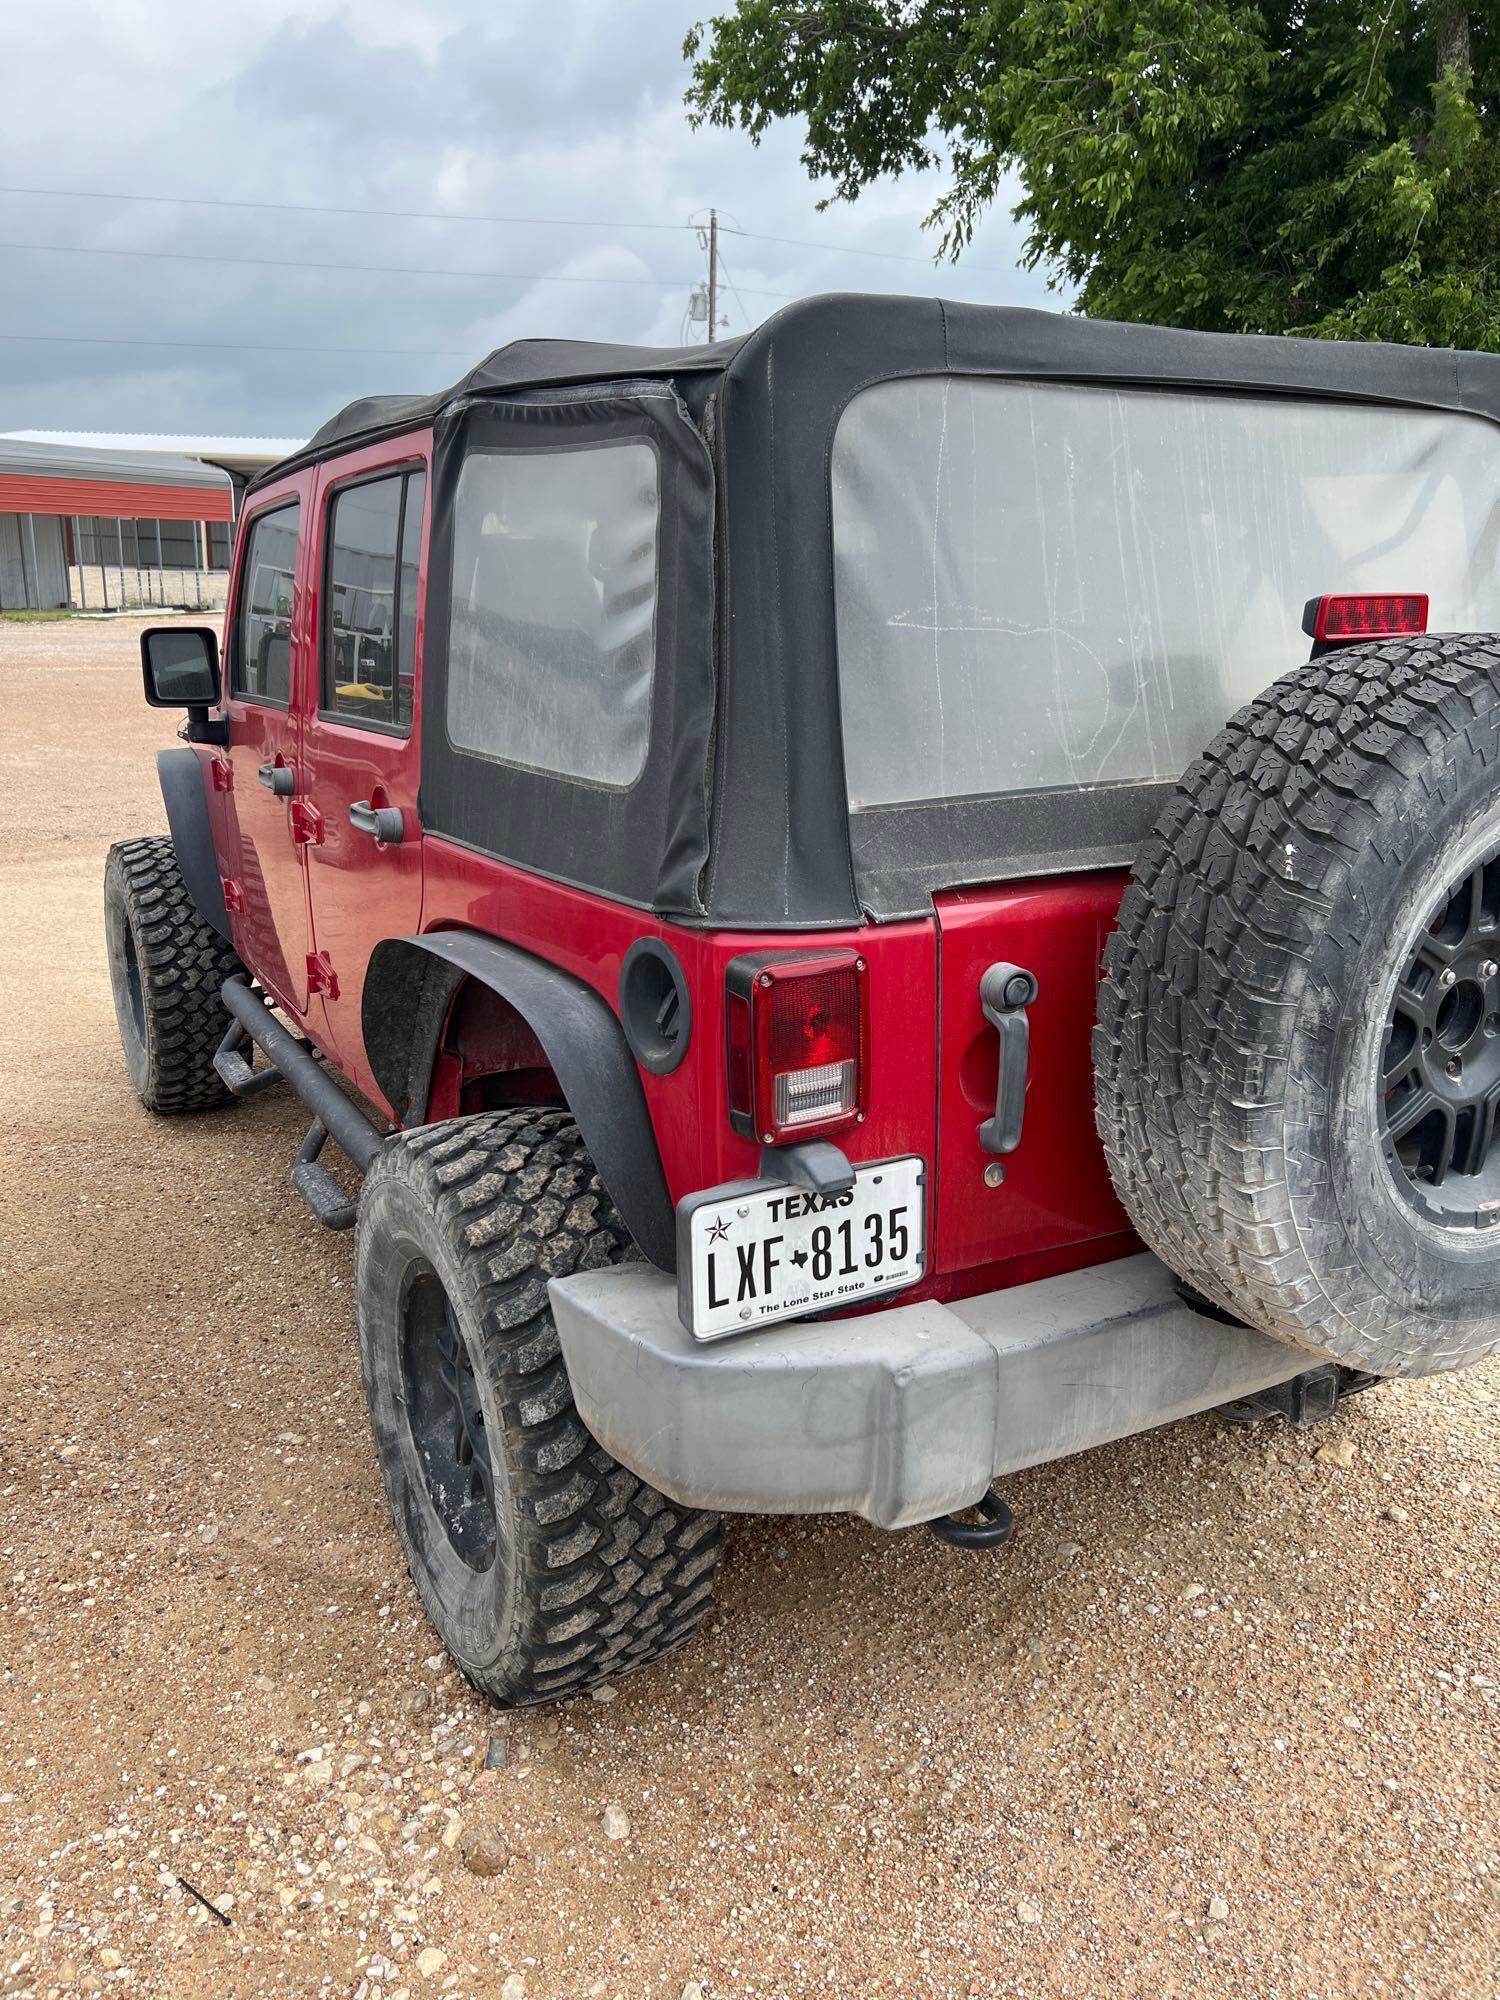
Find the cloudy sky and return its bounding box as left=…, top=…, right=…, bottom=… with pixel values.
left=0, top=0, right=1064, bottom=445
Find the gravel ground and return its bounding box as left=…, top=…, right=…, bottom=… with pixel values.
left=0, top=613, right=1496, bottom=2000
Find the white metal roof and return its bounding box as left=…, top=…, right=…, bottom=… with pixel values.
left=1, top=430, right=304, bottom=468
left=0, top=435, right=233, bottom=490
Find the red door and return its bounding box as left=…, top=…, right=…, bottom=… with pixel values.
left=932, top=876, right=1138, bottom=1295
left=223, top=481, right=314, bottom=1015
left=299, top=440, right=430, bottom=1109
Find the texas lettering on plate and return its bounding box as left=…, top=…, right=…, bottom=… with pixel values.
left=683, top=1155, right=925, bottom=1341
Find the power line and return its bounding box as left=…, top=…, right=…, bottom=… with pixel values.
left=0, top=182, right=694, bottom=236
left=0, top=329, right=474, bottom=358
left=0, top=180, right=1005, bottom=274
left=714, top=250, right=757, bottom=334
left=721, top=222, right=1009, bottom=276
left=0, top=238, right=696, bottom=291
left=0, top=236, right=800, bottom=302
left=723, top=223, right=936, bottom=263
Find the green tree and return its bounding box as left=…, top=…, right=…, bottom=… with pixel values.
left=685, top=4, right=1500, bottom=345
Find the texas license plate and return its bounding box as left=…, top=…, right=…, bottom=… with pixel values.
left=678, top=1156, right=926, bottom=1342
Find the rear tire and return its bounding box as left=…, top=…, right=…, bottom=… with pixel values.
left=355, top=1109, right=723, bottom=1705
left=104, top=836, right=242, bottom=1114
left=1096, top=634, right=1500, bottom=1379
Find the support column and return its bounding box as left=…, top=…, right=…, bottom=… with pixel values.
left=24, top=513, right=41, bottom=610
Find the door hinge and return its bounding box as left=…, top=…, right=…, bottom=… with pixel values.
left=290, top=800, right=325, bottom=846
left=221, top=877, right=247, bottom=913
left=210, top=756, right=234, bottom=792
left=305, top=950, right=340, bottom=999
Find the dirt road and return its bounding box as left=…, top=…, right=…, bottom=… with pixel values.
left=0, top=613, right=1495, bottom=2000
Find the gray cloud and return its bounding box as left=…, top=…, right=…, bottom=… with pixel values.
left=0, top=0, right=1065, bottom=441
left=234, top=4, right=674, bottom=149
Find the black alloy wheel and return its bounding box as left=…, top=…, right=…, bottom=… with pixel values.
left=400, top=1264, right=498, bottom=1570
left=1380, top=848, right=1500, bottom=1225
left=122, top=920, right=147, bottom=1044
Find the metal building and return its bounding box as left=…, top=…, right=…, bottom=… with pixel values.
left=0, top=436, right=235, bottom=610
left=1, top=430, right=304, bottom=512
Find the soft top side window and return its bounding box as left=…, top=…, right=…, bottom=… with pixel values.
left=445, top=440, right=659, bottom=788
left=231, top=500, right=302, bottom=707
left=321, top=467, right=426, bottom=734
left=417, top=383, right=715, bottom=916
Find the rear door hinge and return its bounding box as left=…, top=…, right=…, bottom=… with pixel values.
left=221, top=877, right=247, bottom=913
left=305, top=950, right=340, bottom=999
left=290, top=800, right=325, bottom=846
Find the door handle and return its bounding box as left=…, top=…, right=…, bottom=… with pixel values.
left=349, top=799, right=406, bottom=844
left=257, top=762, right=294, bottom=797
left=977, top=962, right=1039, bottom=1155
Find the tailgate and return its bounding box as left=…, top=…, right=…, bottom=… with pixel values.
left=933, top=874, right=1136, bottom=1293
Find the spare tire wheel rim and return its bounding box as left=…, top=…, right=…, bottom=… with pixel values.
left=1380, top=841, right=1500, bottom=1228
left=398, top=1261, right=498, bottom=1571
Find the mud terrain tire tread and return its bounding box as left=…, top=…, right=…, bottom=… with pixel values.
left=1095, top=633, right=1500, bottom=1378
left=356, top=1108, right=723, bottom=1705
left=105, top=835, right=242, bottom=1114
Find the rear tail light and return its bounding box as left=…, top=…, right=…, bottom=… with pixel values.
left=1302, top=593, right=1429, bottom=643
left=726, top=950, right=869, bottom=1145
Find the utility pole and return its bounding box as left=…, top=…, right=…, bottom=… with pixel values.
left=687, top=209, right=725, bottom=345
left=707, top=207, right=719, bottom=343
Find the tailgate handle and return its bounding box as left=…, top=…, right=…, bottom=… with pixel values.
left=977, top=962, right=1038, bottom=1155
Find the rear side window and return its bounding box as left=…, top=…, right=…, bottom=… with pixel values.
left=322, top=468, right=426, bottom=732
left=445, top=441, right=658, bottom=787
left=232, top=501, right=301, bottom=705
left=831, top=378, right=1500, bottom=808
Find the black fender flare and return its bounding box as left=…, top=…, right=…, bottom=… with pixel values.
left=157, top=747, right=231, bottom=940
left=363, top=930, right=676, bottom=1273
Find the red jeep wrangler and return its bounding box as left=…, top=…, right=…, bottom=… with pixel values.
left=108, top=296, right=1500, bottom=1704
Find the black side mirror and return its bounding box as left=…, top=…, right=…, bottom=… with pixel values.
left=141, top=625, right=221, bottom=708
left=141, top=627, right=227, bottom=744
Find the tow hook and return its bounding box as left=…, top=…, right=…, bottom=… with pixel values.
left=929, top=1490, right=1014, bottom=1550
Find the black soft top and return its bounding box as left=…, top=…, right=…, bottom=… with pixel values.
left=251, top=296, right=1500, bottom=928
left=258, top=291, right=1500, bottom=492
left=257, top=333, right=745, bottom=486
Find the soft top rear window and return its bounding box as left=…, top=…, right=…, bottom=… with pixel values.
left=831, top=377, right=1500, bottom=810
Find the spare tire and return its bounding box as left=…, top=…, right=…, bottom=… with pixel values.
left=1095, top=632, right=1500, bottom=1379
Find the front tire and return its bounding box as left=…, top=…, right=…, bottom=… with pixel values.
left=355, top=1109, right=723, bottom=1705
left=104, top=836, right=242, bottom=1113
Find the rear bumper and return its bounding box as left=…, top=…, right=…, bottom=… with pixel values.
left=547, top=1252, right=1307, bottom=1529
